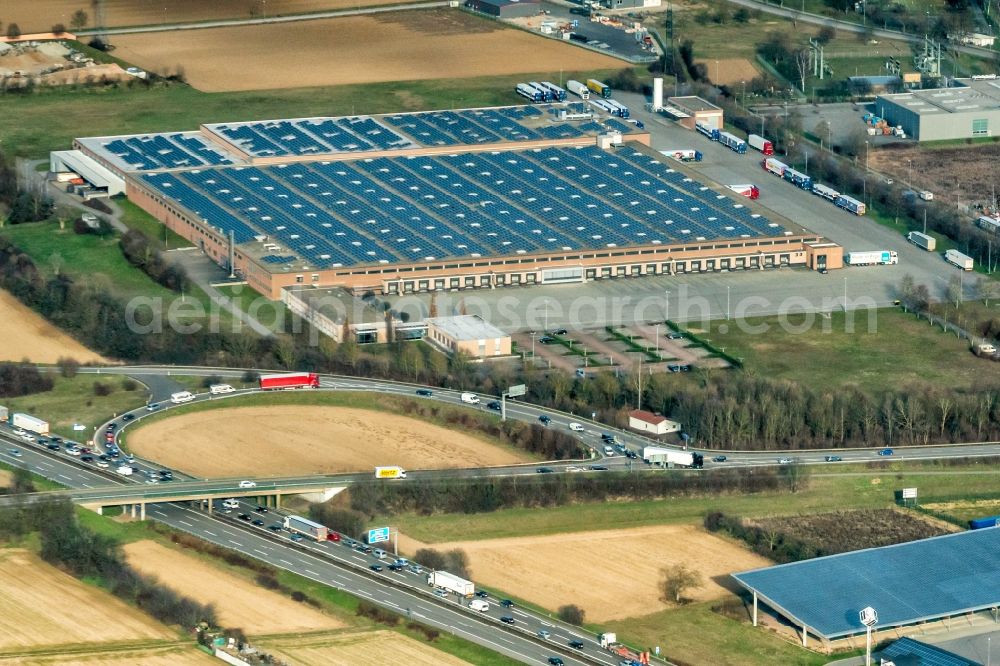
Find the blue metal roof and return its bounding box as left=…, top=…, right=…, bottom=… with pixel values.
left=878, top=638, right=978, bottom=666
left=732, top=529, right=1000, bottom=639
left=139, top=144, right=786, bottom=270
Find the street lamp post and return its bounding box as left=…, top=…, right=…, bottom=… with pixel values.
left=654, top=323, right=660, bottom=357
left=664, top=289, right=670, bottom=323
left=530, top=332, right=536, bottom=362
left=543, top=298, right=549, bottom=333
left=726, top=285, right=731, bottom=320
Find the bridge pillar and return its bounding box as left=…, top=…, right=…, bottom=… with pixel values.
left=207, top=499, right=213, bottom=515
left=140, top=503, right=146, bottom=521
left=130, top=504, right=136, bottom=519
left=274, top=494, right=281, bottom=509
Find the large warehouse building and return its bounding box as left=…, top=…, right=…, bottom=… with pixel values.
left=65, top=103, right=840, bottom=300
left=875, top=77, right=1000, bottom=141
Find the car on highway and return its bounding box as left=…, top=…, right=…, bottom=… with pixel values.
left=122, top=413, right=135, bottom=422
left=536, top=467, right=555, bottom=474
left=252, top=519, right=264, bottom=526
left=268, top=523, right=282, bottom=531
left=568, top=422, right=584, bottom=432
left=625, top=449, right=638, bottom=459
left=81, top=455, right=94, bottom=463
left=433, top=588, right=449, bottom=598
left=238, top=513, right=251, bottom=521
left=144, top=478, right=159, bottom=484
left=474, top=590, right=489, bottom=598
left=50, top=436, right=63, bottom=444
left=327, top=532, right=341, bottom=542
left=106, top=423, right=117, bottom=432
left=159, top=470, right=173, bottom=480
left=369, top=564, right=384, bottom=572
left=145, top=403, right=160, bottom=411
left=538, top=415, right=551, bottom=425
left=824, top=455, right=843, bottom=462
left=46, top=443, right=60, bottom=451
left=589, top=465, right=609, bottom=471
left=290, top=533, right=304, bottom=542
left=778, top=457, right=793, bottom=464
left=96, top=460, right=109, bottom=468
left=36, top=437, right=49, bottom=445
left=713, top=455, right=728, bottom=462
left=569, top=639, right=585, bottom=650
left=548, top=657, right=564, bottom=665
left=486, top=401, right=501, bottom=411
left=500, top=615, right=515, bottom=625
left=7, top=448, right=21, bottom=457
left=387, top=563, right=404, bottom=571
left=500, top=599, right=514, bottom=608
left=538, top=629, right=551, bottom=640
left=415, top=389, right=433, bottom=397
left=238, top=480, right=257, bottom=488
left=255, top=505, right=268, bottom=513
left=879, top=448, right=894, bottom=456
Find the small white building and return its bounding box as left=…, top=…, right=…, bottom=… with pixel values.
left=628, top=409, right=681, bottom=435
left=424, top=315, right=511, bottom=359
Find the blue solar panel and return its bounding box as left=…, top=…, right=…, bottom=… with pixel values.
left=879, top=638, right=978, bottom=666
left=732, top=529, right=1000, bottom=639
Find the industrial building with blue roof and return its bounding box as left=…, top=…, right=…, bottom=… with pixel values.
left=70, top=103, right=839, bottom=298
left=732, top=528, right=1000, bottom=646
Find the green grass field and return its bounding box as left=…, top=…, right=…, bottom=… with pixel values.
left=0, top=68, right=627, bottom=159
left=116, top=198, right=192, bottom=250
left=389, top=462, right=1000, bottom=542
left=685, top=308, right=987, bottom=392
left=4, top=374, right=147, bottom=436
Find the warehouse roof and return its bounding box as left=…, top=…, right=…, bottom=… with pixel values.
left=473, top=0, right=539, bottom=7
left=666, top=96, right=721, bottom=112
left=877, top=638, right=978, bottom=666
left=732, top=528, right=1000, bottom=639
left=877, top=78, right=1000, bottom=115
left=426, top=315, right=507, bottom=341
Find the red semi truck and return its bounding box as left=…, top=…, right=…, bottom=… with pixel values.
left=259, top=372, right=320, bottom=390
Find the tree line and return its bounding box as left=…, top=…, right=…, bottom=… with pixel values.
left=119, top=229, right=189, bottom=292
left=0, top=499, right=216, bottom=628
left=0, top=362, right=53, bottom=397
left=339, top=469, right=785, bottom=518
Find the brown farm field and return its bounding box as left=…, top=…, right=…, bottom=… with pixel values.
left=123, top=541, right=344, bottom=634
left=695, top=58, right=761, bottom=86
left=109, top=10, right=624, bottom=91
left=127, top=405, right=530, bottom=477
left=401, top=525, right=771, bottom=622
left=259, top=630, right=472, bottom=666
left=2, top=0, right=400, bottom=32
left=0, top=549, right=174, bottom=650
left=0, top=289, right=106, bottom=364
left=753, top=508, right=954, bottom=555
left=0, top=644, right=218, bottom=666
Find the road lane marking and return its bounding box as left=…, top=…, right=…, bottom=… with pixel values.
left=179, top=520, right=193, bottom=527
left=254, top=549, right=268, bottom=556
left=153, top=510, right=167, bottom=517
left=204, top=530, right=217, bottom=536
left=280, top=559, right=292, bottom=566
left=229, top=540, right=241, bottom=546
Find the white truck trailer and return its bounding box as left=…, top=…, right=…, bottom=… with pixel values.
left=566, top=80, right=590, bottom=100
left=374, top=466, right=407, bottom=480
left=642, top=446, right=703, bottom=468
left=945, top=249, right=974, bottom=271
left=0, top=406, right=7, bottom=423
left=845, top=250, right=898, bottom=266
left=907, top=231, right=936, bottom=251
left=12, top=413, right=49, bottom=435
left=283, top=515, right=329, bottom=541
left=427, top=570, right=475, bottom=597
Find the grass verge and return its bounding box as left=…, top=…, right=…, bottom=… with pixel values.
left=3, top=373, right=146, bottom=435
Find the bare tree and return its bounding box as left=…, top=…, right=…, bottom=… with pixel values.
left=795, top=48, right=810, bottom=92
left=946, top=275, right=963, bottom=308
left=660, top=564, right=703, bottom=604
left=70, top=9, right=89, bottom=30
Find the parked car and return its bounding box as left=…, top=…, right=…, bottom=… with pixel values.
left=667, top=332, right=683, bottom=340
left=551, top=328, right=568, bottom=335
left=539, top=336, right=555, bottom=344
left=416, top=388, right=433, bottom=397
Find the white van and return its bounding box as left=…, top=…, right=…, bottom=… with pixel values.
left=209, top=384, right=235, bottom=395
left=222, top=498, right=240, bottom=509
left=170, top=391, right=195, bottom=404
left=469, top=599, right=490, bottom=612
left=460, top=392, right=480, bottom=405
left=373, top=549, right=386, bottom=559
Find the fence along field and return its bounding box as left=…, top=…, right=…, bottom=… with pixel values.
left=108, top=10, right=624, bottom=92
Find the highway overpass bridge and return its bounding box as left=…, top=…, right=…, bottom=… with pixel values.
left=0, top=476, right=351, bottom=519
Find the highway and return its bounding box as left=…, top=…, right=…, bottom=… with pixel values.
left=4, top=364, right=999, bottom=666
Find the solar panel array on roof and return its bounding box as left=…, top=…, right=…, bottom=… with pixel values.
left=732, top=528, right=1000, bottom=639
left=139, top=145, right=786, bottom=270
left=101, top=133, right=233, bottom=171
left=878, top=638, right=978, bottom=666
left=209, top=116, right=415, bottom=157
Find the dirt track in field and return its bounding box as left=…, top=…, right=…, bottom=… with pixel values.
left=402, top=525, right=771, bottom=621
left=0, top=549, right=173, bottom=649
left=2, top=0, right=400, bottom=32
left=109, top=10, right=623, bottom=91
left=696, top=57, right=761, bottom=86
left=0, top=290, right=106, bottom=364
left=123, top=541, right=344, bottom=634
left=126, top=405, right=529, bottom=478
